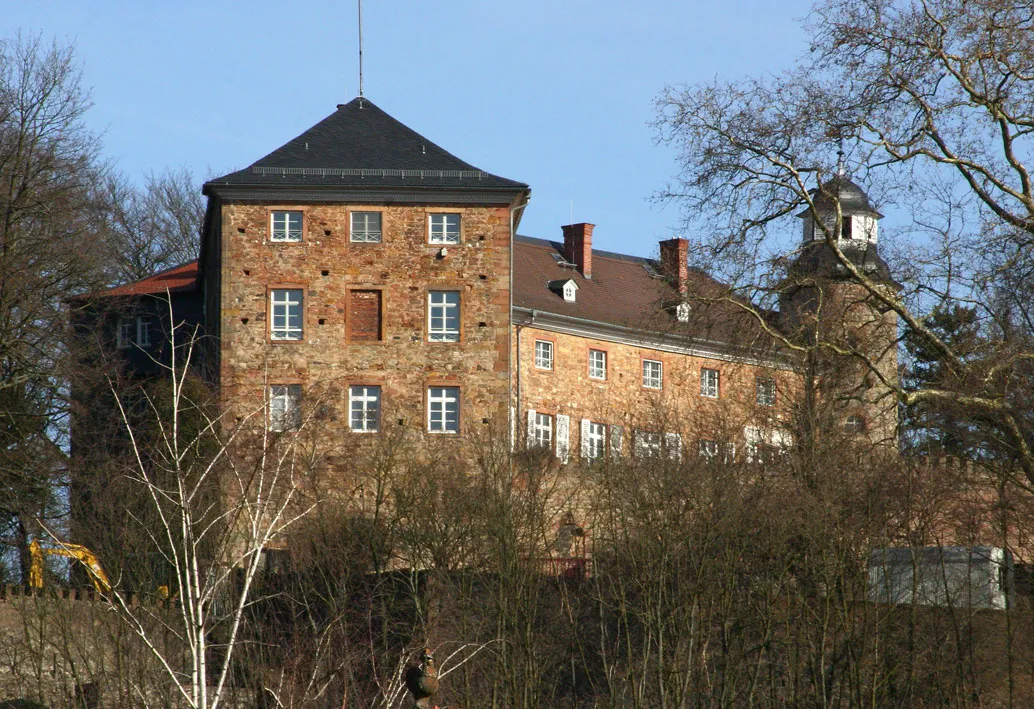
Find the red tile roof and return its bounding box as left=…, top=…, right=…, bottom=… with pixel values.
left=98, top=261, right=200, bottom=297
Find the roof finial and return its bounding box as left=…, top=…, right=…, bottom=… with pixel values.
left=357, top=0, right=365, bottom=105
left=836, top=136, right=845, bottom=178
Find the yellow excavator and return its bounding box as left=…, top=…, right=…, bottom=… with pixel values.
left=28, top=539, right=112, bottom=594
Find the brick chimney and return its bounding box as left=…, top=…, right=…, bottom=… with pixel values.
left=659, top=237, right=689, bottom=294
left=562, top=223, right=595, bottom=279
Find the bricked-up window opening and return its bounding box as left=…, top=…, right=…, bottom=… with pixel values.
left=350, top=211, right=382, bottom=242
left=429, top=213, right=460, bottom=244
left=270, top=289, right=304, bottom=340
left=535, top=340, right=553, bottom=370
left=643, top=359, right=663, bottom=389
left=349, top=386, right=381, bottom=432
left=700, top=368, right=720, bottom=398
left=844, top=415, right=867, bottom=434
left=756, top=376, right=776, bottom=407
left=270, top=210, right=303, bottom=242
left=428, top=291, right=460, bottom=342
left=269, top=385, right=302, bottom=432
left=588, top=349, right=606, bottom=380
left=428, top=386, right=460, bottom=433
left=349, top=290, right=382, bottom=341
left=582, top=421, right=606, bottom=461
left=530, top=412, right=553, bottom=449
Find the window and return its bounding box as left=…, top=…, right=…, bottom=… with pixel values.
left=349, top=386, right=381, bottom=432
left=588, top=349, right=607, bottom=380
left=698, top=439, right=719, bottom=459
left=136, top=318, right=152, bottom=348
left=270, top=289, right=304, bottom=341
left=700, top=368, right=720, bottom=398
left=535, top=340, right=553, bottom=370
left=117, top=316, right=152, bottom=349
left=530, top=412, right=553, bottom=449
left=270, top=210, right=303, bottom=242
left=349, top=290, right=382, bottom=341
left=582, top=421, right=606, bottom=461
left=643, top=359, right=663, bottom=389
left=635, top=431, right=663, bottom=459
left=429, top=213, right=460, bottom=244
left=427, top=291, right=460, bottom=342
left=428, top=386, right=460, bottom=433
left=350, top=211, right=382, bottom=243
left=756, top=376, right=776, bottom=407
left=844, top=415, right=867, bottom=434
left=269, top=385, right=302, bottom=432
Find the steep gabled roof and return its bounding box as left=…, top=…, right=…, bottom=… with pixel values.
left=204, top=97, right=527, bottom=194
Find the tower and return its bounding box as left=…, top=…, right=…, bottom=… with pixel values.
left=781, top=177, right=901, bottom=448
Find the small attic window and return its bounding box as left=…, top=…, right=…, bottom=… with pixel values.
left=548, top=278, right=579, bottom=302
left=675, top=302, right=691, bottom=323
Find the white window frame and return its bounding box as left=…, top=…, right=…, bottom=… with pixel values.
left=635, top=431, right=663, bottom=459
left=117, top=317, right=135, bottom=349
left=534, top=340, right=554, bottom=370
left=756, top=376, right=776, bottom=407
left=700, top=367, right=720, bottom=398
left=844, top=415, right=867, bottom=434
left=428, top=386, right=460, bottom=434
left=588, top=349, right=607, bottom=380
left=270, top=210, right=303, bottom=242
left=270, top=289, right=304, bottom=341
left=643, top=359, right=663, bottom=389
left=136, top=317, right=152, bottom=348
left=699, top=439, right=719, bottom=459
left=350, top=211, right=382, bottom=243
left=582, top=420, right=606, bottom=461
left=528, top=411, right=553, bottom=449
left=428, top=291, right=460, bottom=342
left=428, top=213, right=461, bottom=244
left=269, top=384, right=302, bottom=432
left=349, top=385, right=381, bottom=433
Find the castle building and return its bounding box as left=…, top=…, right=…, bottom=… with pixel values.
left=83, top=97, right=898, bottom=482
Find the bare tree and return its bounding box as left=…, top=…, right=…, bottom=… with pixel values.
left=654, top=0, right=1034, bottom=478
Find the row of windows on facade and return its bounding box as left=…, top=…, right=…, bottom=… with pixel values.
left=269, top=289, right=459, bottom=341
left=526, top=409, right=779, bottom=465
left=534, top=339, right=778, bottom=405
left=268, top=384, right=459, bottom=434
left=269, top=210, right=461, bottom=245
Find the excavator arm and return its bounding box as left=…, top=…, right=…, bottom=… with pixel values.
left=28, top=540, right=112, bottom=593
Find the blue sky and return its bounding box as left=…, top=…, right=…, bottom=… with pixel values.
left=10, top=1, right=815, bottom=258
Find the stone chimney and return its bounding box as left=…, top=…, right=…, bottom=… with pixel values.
left=659, top=237, right=689, bottom=294
left=562, top=223, right=594, bottom=279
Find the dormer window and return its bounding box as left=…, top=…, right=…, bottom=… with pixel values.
left=549, top=279, right=579, bottom=303
left=675, top=302, right=691, bottom=323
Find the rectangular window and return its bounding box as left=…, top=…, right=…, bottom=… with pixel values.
left=588, top=349, right=607, bottom=380
left=429, top=213, right=461, bottom=244
left=349, top=290, right=382, bottom=341
left=117, top=318, right=135, bottom=349
left=269, top=385, right=302, bottom=432
left=427, top=291, right=460, bottom=342
left=756, top=376, right=776, bottom=407
left=635, top=431, right=662, bottom=459
left=270, top=210, right=303, bottom=242
left=700, top=368, right=720, bottom=398
left=643, top=359, right=663, bottom=389
left=698, top=439, right=719, bottom=459
left=350, top=211, right=382, bottom=243
left=136, top=318, right=152, bottom=348
left=534, top=340, right=553, bottom=370
left=530, top=412, right=553, bottom=449
left=349, top=385, right=381, bottom=432
left=270, top=289, right=304, bottom=341
left=428, top=387, right=460, bottom=433
left=583, top=421, right=606, bottom=461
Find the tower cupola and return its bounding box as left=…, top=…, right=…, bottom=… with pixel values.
left=797, top=177, right=883, bottom=245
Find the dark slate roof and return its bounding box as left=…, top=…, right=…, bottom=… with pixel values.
left=797, top=177, right=883, bottom=218
left=204, top=97, right=527, bottom=194
left=513, top=236, right=781, bottom=353
left=787, top=241, right=899, bottom=288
